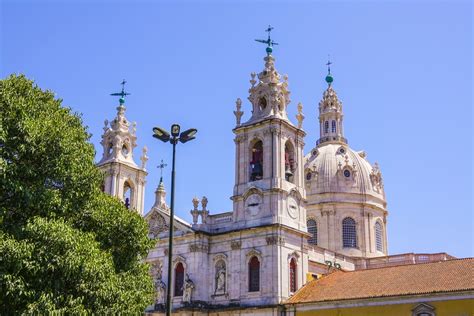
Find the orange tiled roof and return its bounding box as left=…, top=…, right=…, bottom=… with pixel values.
left=287, top=258, right=474, bottom=304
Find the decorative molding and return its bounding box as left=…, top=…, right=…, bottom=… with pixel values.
left=288, top=250, right=300, bottom=260
left=246, top=248, right=262, bottom=259
left=213, top=253, right=228, bottom=262
left=172, top=254, right=186, bottom=265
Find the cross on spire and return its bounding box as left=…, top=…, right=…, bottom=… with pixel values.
left=255, top=25, right=279, bottom=55
left=157, top=159, right=167, bottom=181
left=325, top=56, right=334, bottom=86
left=110, top=79, right=131, bottom=105
left=326, top=55, right=332, bottom=74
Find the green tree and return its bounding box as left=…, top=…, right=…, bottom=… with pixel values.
left=0, top=74, right=154, bottom=314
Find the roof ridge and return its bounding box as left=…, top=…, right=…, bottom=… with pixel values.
left=346, top=257, right=473, bottom=273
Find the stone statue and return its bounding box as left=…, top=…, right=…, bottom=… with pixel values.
left=154, top=277, right=166, bottom=305
left=215, top=261, right=226, bottom=294
left=182, top=274, right=195, bottom=303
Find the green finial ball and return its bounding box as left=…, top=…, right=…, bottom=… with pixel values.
left=119, top=97, right=125, bottom=105
left=325, top=74, right=333, bottom=84
left=266, top=46, right=273, bottom=54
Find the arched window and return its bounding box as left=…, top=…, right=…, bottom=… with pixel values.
left=250, top=140, right=263, bottom=181
left=289, top=258, right=297, bottom=292
left=174, top=262, right=185, bottom=296
left=248, top=256, right=260, bottom=292
left=307, top=219, right=318, bottom=245
left=331, top=120, right=336, bottom=133
left=342, top=217, right=357, bottom=248
left=324, top=121, right=329, bottom=134
left=258, top=97, right=267, bottom=111
left=375, top=221, right=383, bottom=252
left=123, top=181, right=133, bottom=209
left=284, top=141, right=295, bottom=183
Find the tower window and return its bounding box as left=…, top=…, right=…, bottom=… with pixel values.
left=258, top=97, right=267, bottom=111
left=307, top=219, right=318, bottom=245
left=375, top=221, right=383, bottom=252
left=250, top=140, right=263, bottom=181
left=289, top=258, right=297, bottom=293
left=107, top=142, right=113, bottom=156
left=248, top=256, right=260, bottom=292
left=324, top=121, right=329, bottom=134
left=174, top=262, right=185, bottom=296
left=123, top=181, right=133, bottom=209
left=284, top=141, right=295, bottom=183
left=342, top=217, right=357, bottom=248
left=331, top=120, right=336, bottom=133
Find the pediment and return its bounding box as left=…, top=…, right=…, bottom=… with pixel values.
left=144, top=208, right=194, bottom=239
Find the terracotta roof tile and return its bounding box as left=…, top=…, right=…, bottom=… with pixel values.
left=287, top=258, right=474, bottom=304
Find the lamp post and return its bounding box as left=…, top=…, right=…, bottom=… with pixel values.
left=152, top=124, right=197, bottom=316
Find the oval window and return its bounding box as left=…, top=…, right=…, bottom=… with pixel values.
left=343, top=169, right=351, bottom=178
left=306, top=172, right=312, bottom=181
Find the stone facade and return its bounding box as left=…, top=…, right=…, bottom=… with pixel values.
left=98, top=49, right=393, bottom=314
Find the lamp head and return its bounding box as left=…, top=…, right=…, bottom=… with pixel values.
left=152, top=126, right=171, bottom=143
left=171, top=124, right=181, bottom=137
left=179, top=128, right=197, bottom=143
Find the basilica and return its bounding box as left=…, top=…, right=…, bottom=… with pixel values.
left=95, top=40, right=472, bottom=315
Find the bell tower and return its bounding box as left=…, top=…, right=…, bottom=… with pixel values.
left=97, top=81, right=148, bottom=215
left=231, top=31, right=307, bottom=231
left=316, top=60, right=347, bottom=146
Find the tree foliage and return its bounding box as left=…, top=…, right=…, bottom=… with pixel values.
left=0, top=75, right=154, bottom=314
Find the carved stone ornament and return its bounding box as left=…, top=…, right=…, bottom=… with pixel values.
left=189, top=243, right=209, bottom=253
left=296, top=102, right=305, bottom=129
left=148, top=212, right=168, bottom=239
left=234, top=98, right=244, bottom=126
left=266, top=236, right=285, bottom=245
left=230, top=240, right=242, bottom=250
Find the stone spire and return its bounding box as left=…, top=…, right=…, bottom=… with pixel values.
left=97, top=99, right=139, bottom=167
left=243, top=52, right=292, bottom=125
left=153, top=177, right=168, bottom=211
left=97, top=81, right=148, bottom=215
left=316, top=60, right=347, bottom=146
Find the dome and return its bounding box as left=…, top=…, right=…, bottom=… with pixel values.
left=304, top=143, right=386, bottom=209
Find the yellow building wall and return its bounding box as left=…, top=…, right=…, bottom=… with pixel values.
left=296, top=299, right=473, bottom=316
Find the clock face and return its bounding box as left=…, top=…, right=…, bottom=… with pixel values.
left=246, top=194, right=262, bottom=217
left=287, top=196, right=299, bottom=219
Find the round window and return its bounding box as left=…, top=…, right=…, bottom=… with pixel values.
left=339, top=148, right=346, bottom=154
left=343, top=169, right=351, bottom=178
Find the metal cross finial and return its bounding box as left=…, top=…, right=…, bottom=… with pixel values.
left=255, top=25, right=278, bottom=55
left=110, top=79, right=131, bottom=104
left=326, top=55, right=332, bottom=74
left=265, top=25, right=274, bottom=39
left=158, top=159, right=167, bottom=179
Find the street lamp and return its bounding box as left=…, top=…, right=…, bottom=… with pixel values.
left=152, top=124, right=197, bottom=316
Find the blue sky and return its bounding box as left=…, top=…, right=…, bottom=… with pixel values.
left=1, top=0, right=472, bottom=258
